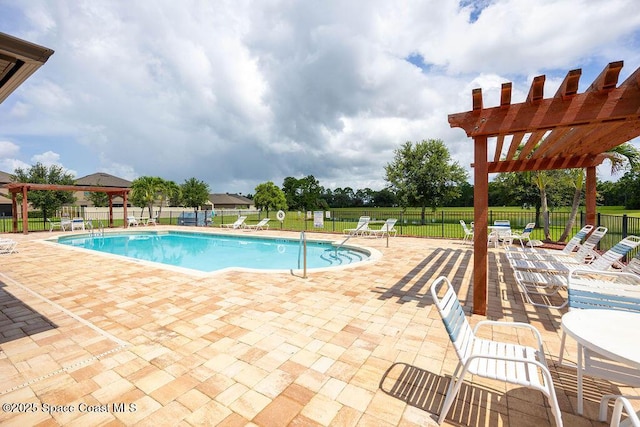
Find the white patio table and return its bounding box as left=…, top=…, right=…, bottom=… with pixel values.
left=561, top=309, right=640, bottom=415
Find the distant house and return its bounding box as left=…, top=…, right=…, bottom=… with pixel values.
left=74, top=172, right=132, bottom=207
left=209, top=193, right=254, bottom=210
left=0, top=170, right=12, bottom=216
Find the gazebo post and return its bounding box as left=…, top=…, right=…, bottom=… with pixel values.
left=473, top=135, right=489, bottom=315
left=123, top=191, right=128, bottom=228
left=585, top=166, right=597, bottom=227
left=11, top=192, right=18, bottom=233
left=108, top=195, right=114, bottom=227
left=21, top=185, right=28, bottom=234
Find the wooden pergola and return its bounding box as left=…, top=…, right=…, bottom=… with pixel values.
left=448, top=61, right=640, bottom=315
left=5, top=183, right=130, bottom=234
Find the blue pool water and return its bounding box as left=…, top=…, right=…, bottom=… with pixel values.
left=55, top=231, right=370, bottom=273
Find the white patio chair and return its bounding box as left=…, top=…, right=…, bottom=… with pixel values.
left=600, top=395, right=640, bottom=426
left=509, top=222, right=536, bottom=249
left=244, top=218, right=270, bottom=231
left=429, top=276, right=563, bottom=426
left=343, top=216, right=370, bottom=236
left=127, top=216, right=139, bottom=227
left=509, top=234, right=638, bottom=276
left=459, top=220, right=474, bottom=245
left=0, top=238, right=17, bottom=254
left=369, top=218, right=398, bottom=238
left=506, top=226, right=607, bottom=264
left=221, top=216, right=247, bottom=229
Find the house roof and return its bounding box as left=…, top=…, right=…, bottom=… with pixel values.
left=75, top=172, right=132, bottom=188
left=0, top=170, right=12, bottom=184
left=0, top=32, right=54, bottom=104
left=209, top=193, right=253, bottom=206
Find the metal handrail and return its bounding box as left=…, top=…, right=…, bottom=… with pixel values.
left=335, top=221, right=369, bottom=256
left=291, top=231, right=307, bottom=278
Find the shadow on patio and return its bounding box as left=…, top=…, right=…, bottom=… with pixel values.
left=0, top=279, right=57, bottom=344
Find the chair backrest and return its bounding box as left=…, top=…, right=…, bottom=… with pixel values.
left=520, top=222, right=536, bottom=237
left=460, top=220, right=471, bottom=233
left=383, top=218, right=397, bottom=231
left=430, top=276, right=474, bottom=363
left=562, top=224, right=595, bottom=254
left=572, top=226, right=608, bottom=261
left=568, top=271, right=640, bottom=312
left=494, top=219, right=510, bottom=227
left=589, top=235, right=640, bottom=271
left=257, top=218, right=269, bottom=225
left=623, top=251, right=640, bottom=276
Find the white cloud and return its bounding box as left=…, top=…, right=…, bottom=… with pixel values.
left=0, top=0, right=639, bottom=194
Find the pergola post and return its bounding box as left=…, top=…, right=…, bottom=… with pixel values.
left=585, top=166, right=597, bottom=227
left=123, top=191, right=128, bottom=228
left=11, top=193, right=18, bottom=233
left=473, top=135, right=489, bottom=315
left=108, top=195, right=114, bottom=227
left=21, top=185, right=28, bottom=234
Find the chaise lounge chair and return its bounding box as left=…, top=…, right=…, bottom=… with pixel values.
left=127, top=216, right=139, bottom=227
left=369, top=218, right=397, bottom=238
left=459, top=220, right=474, bottom=245
left=221, top=216, right=247, bottom=229
left=343, top=216, right=370, bottom=236
left=244, top=218, right=270, bottom=231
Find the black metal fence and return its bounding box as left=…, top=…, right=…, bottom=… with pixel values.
left=3, top=209, right=639, bottom=259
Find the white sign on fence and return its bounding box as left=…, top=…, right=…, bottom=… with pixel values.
left=314, top=211, right=324, bottom=228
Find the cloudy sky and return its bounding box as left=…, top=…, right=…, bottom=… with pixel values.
left=1, top=0, right=640, bottom=195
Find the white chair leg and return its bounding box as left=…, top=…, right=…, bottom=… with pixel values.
left=438, top=365, right=466, bottom=424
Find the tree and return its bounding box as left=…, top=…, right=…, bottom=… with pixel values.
left=86, top=190, right=109, bottom=207
left=559, top=143, right=640, bottom=241
left=130, top=176, right=165, bottom=217
left=253, top=181, right=287, bottom=215
left=282, top=175, right=326, bottom=211
left=12, top=163, right=76, bottom=220
left=180, top=177, right=210, bottom=212
left=158, top=180, right=181, bottom=214
left=385, top=139, right=468, bottom=223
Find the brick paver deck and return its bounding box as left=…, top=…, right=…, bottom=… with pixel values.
left=0, top=226, right=637, bottom=426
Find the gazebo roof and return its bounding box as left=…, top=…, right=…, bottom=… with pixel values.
left=449, top=61, right=640, bottom=174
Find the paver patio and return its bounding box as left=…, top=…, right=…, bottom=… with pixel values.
left=0, top=227, right=637, bottom=426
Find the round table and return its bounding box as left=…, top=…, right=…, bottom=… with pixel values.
left=561, top=309, right=640, bottom=414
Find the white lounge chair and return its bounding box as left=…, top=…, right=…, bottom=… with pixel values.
left=244, top=218, right=270, bottom=231
left=512, top=236, right=640, bottom=308
left=47, top=218, right=65, bottom=232
left=506, top=226, right=607, bottom=264
left=0, top=238, right=17, bottom=254
left=429, top=276, right=563, bottom=426
left=369, top=218, right=397, bottom=238
left=127, top=216, right=139, bottom=227
left=146, top=214, right=158, bottom=226
left=459, top=220, right=474, bottom=245
left=343, top=216, right=370, bottom=236
left=600, top=395, right=640, bottom=426
left=221, top=216, right=247, bottom=229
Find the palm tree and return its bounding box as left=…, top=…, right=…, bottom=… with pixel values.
left=558, top=143, right=640, bottom=242
left=130, top=176, right=164, bottom=218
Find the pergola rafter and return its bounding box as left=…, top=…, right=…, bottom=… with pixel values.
left=448, top=61, right=640, bottom=315
left=5, top=183, right=131, bottom=234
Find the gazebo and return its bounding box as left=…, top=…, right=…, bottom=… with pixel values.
left=448, top=61, right=640, bottom=315
left=5, top=183, right=131, bottom=234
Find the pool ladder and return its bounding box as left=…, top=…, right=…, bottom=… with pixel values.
left=291, top=231, right=307, bottom=278
left=87, top=220, right=105, bottom=237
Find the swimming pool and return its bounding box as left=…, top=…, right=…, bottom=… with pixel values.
left=54, top=231, right=375, bottom=273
